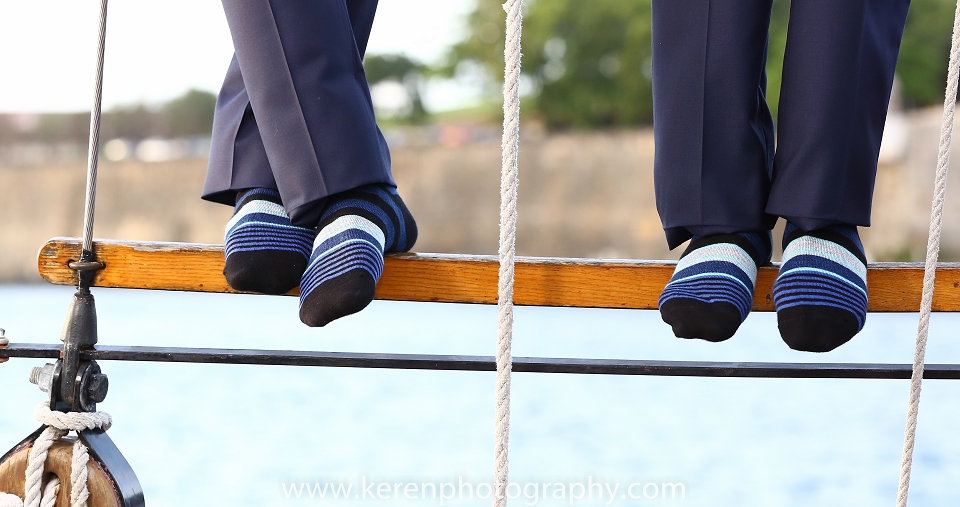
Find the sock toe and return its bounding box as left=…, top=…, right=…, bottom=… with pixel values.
left=222, top=188, right=314, bottom=295
left=657, top=231, right=772, bottom=343
left=773, top=223, right=868, bottom=352
left=660, top=298, right=743, bottom=342
left=224, top=250, right=307, bottom=295
left=297, top=184, right=418, bottom=327
left=299, top=267, right=377, bottom=327
left=777, top=305, right=860, bottom=352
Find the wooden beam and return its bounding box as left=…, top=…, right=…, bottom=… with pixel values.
left=37, top=237, right=960, bottom=312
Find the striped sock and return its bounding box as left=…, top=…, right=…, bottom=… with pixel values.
left=223, top=188, right=315, bottom=295
left=773, top=223, right=868, bottom=352
left=658, top=232, right=772, bottom=342
left=299, top=184, right=418, bottom=327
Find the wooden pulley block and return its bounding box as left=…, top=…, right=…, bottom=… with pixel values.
left=0, top=428, right=123, bottom=507
left=0, top=329, right=8, bottom=364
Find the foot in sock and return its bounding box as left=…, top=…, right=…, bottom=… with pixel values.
left=223, top=188, right=315, bottom=295
left=773, top=223, right=868, bottom=352
left=658, top=232, right=772, bottom=342
left=299, top=184, right=418, bottom=327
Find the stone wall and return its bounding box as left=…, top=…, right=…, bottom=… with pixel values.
left=1, top=106, right=957, bottom=282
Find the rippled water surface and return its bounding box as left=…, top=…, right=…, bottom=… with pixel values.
left=1, top=284, right=959, bottom=506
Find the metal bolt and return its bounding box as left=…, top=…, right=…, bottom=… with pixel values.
left=29, top=363, right=56, bottom=394
left=84, top=373, right=109, bottom=405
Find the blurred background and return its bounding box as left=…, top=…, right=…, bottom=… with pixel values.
left=3, top=0, right=960, bottom=281
left=4, top=1, right=960, bottom=506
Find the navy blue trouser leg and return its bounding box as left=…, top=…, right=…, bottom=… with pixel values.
left=652, top=0, right=777, bottom=249
left=653, top=0, right=910, bottom=250
left=203, top=0, right=394, bottom=227
left=769, top=0, right=911, bottom=230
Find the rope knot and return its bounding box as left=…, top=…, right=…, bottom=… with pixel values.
left=33, top=404, right=112, bottom=433
left=0, top=404, right=112, bottom=507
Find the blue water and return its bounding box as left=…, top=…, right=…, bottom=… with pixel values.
left=1, top=284, right=959, bottom=506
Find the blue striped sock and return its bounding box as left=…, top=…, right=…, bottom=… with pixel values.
left=299, top=184, right=418, bottom=327
left=773, top=223, right=868, bottom=352
left=658, top=232, right=772, bottom=342
left=223, top=188, right=315, bottom=295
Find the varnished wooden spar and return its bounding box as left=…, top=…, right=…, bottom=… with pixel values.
left=37, top=237, right=960, bottom=312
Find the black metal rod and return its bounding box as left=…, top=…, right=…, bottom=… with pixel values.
left=4, top=343, right=960, bottom=379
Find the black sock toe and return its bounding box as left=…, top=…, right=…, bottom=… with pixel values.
left=298, top=270, right=377, bottom=327
left=777, top=305, right=861, bottom=352
left=660, top=298, right=743, bottom=342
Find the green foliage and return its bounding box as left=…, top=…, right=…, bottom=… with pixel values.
left=164, top=89, right=217, bottom=137
left=102, top=89, right=217, bottom=139
left=449, top=0, right=653, bottom=128
left=897, top=0, right=956, bottom=107
left=0, top=89, right=219, bottom=144
left=525, top=0, right=654, bottom=127
left=105, top=104, right=160, bottom=140
left=365, top=54, right=425, bottom=83
left=448, top=0, right=953, bottom=128
left=363, top=54, right=429, bottom=123
left=765, top=1, right=790, bottom=118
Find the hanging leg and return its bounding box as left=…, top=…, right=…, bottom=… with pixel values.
left=768, top=0, right=911, bottom=228
left=203, top=0, right=418, bottom=305
left=769, top=0, right=910, bottom=352
left=203, top=56, right=277, bottom=204
left=203, top=0, right=396, bottom=227
left=204, top=57, right=317, bottom=295
left=652, top=0, right=777, bottom=250
left=299, top=185, right=418, bottom=327
left=652, top=0, right=776, bottom=341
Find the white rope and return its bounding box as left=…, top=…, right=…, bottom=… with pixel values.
left=38, top=480, right=59, bottom=507
left=494, top=0, right=522, bottom=505
left=0, top=495, right=23, bottom=507
left=895, top=1, right=960, bottom=504
left=0, top=404, right=112, bottom=507
left=69, top=440, right=90, bottom=507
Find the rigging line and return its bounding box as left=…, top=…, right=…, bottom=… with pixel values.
left=896, top=0, right=960, bottom=504
left=495, top=0, right=522, bottom=505
left=8, top=344, right=960, bottom=379
left=81, top=0, right=109, bottom=257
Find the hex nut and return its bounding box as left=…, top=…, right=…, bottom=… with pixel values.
left=84, top=373, right=109, bottom=405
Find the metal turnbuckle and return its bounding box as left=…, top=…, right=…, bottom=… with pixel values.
left=0, top=290, right=144, bottom=507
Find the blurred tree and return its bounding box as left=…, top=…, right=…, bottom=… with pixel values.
left=0, top=113, right=90, bottom=144
left=0, top=89, right=220, bottom=144
left=448, top=0, right=952, bottom=128
left=103, top=104, right=159, bottom=140
left=101, top=89, right=216, bottom=140
left=164, top=89, right=217, bottom=137
left=364, top=54, right=428, bottom=123
left=897, top=0, right=956, bottom=107
left=448, top=0, right=654, bottom=127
